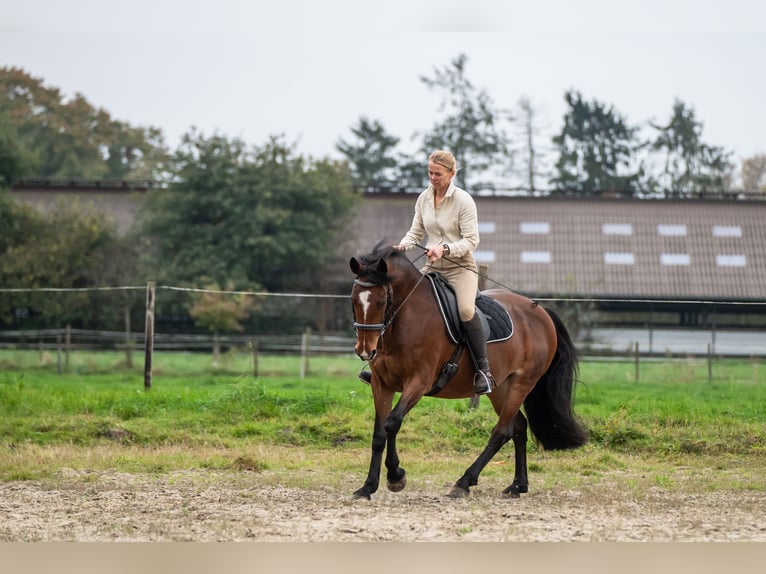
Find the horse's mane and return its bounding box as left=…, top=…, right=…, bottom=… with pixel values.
left=355, top=240, right=417, bottom=285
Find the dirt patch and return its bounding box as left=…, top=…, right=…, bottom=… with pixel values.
left=1, top=470, right=764, bottom=541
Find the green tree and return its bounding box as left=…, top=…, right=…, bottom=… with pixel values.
left=0, top=67, right=167, bottom=181
left=336, top=116, right=400, bottom=189
left=648, top=99, right=732, bottom=198
left=139, top=131, right=358, bottom=293
left=0, top=191, right=138, bottom=328
left=419, top=54, right=511, bottom=192
left=551, top=90, right=642, bottom=196
left=188, top=279, right=257, bottom=365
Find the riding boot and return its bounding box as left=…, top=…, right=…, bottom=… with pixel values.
left=461, top=314, right=496, bottom=395
left=358, top=370, right=372, bottom=385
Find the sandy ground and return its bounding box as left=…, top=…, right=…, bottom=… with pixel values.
left=1, top=469, right=765, bottom=542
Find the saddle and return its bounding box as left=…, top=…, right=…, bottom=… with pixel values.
left=424, top=272, right=514, bottom=396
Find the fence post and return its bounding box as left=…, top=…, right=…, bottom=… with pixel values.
left=56, top=332, right=62, bottom=375
left=124, top=306, right=133, bottom=369
left=65, top=324, right=71, bottom=372
left=251, top=338, right=259, bottom=377
left=707, top=342, right=713, bottom=383
left=144, top=281, right=155, bottom=390
left=634, top=341, right=640, bottom=383
left=300, top=327, right=311, bottom=379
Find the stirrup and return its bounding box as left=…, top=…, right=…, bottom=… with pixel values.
left=358, top=370, right=372, bottom=385
left=473, top=370, right=495, bottom=395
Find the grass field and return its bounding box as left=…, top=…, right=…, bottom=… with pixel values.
left=0, top=349, right=764, bottom=493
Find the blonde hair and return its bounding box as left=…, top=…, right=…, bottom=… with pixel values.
left=429, top=150, right=458, bottom=174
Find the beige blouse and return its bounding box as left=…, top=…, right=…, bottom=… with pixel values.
left=398, top=181, right=479, bottom=260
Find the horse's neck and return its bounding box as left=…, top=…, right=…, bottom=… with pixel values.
left=390, top=270, right=434, bottom=312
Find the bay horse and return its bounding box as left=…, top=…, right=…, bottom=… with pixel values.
left=349, top=243, right=587, bottom=500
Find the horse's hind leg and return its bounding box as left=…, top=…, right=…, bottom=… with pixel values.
left=503, top=412, right=529, bottom=498
left=448, top=417, right=515, bottom=498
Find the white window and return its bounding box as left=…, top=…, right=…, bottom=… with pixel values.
left=474, top=250, right=495, bottom=263
left=520, top=251, right=551, bottom=264
left=520, top=222, right=550, bottom=234
left=660, top=253, right=691, bottom=266
left=712, top=225, right=742, bottom=238
left=658, top=224, right=687, bottom=236
left=478, top=222, right=496, bottom=234
left=602, top=223, right=633, bottom=236
left=716, top=255, right=746, bottom=267
left=604, top=253, right=635, bottom=265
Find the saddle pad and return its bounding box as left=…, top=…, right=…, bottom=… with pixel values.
left=426, top=273, right=513, bottom=344
left=476, top=293, right=514, bottom=343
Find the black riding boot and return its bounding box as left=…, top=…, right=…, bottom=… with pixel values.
left=461, top=314, right=496, bottom=395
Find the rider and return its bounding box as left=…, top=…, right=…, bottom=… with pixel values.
left=359, top=150, right=495, bottom=395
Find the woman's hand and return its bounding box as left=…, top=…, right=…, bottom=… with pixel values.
left=426, top=245, right=445, bottom=262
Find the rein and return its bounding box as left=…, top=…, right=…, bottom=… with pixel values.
left=413, top=242, right=532, bottom=300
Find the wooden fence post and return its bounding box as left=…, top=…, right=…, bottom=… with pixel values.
left=144, top=282, right=155, bottom=390
left=634, top=341, right=640, bottom=383
left=56, top=333, right=62, bottom=375
left=125, top=306, right=133, bottom=369
left=300, top=327, right=311, bottom=379
left=65, top=324, right=71, bottom=372
left=251, top=338, right=259, bottom=377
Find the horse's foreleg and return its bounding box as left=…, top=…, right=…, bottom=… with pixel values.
left=503, top=412, right=529, bottom=498
left=383, top=399, right=409, bottom=492
left=353, top=413, right=387, bottom=500
left=353, top=388, right=396, bottom=500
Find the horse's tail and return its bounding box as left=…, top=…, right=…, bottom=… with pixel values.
left=523, top=307, right=588, bottom=450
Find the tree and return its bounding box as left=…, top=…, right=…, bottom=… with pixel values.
left=336, top=117, right=400, bottom=189
left=0, top=191, right=138, bottom=328
left=418, top=54, right=511, bottom=192
left=551, top=90, right=642, bottom=196
left=188, top=279, right=257, bottom=365
left=513, top=97, right=550, bottom=194
left=139, top=131, right=358, bottom=293
left=740, top=154, right=766, bottom=195
left=0, top=67, right=167, bottom=181
left=648, top=99, right=732, bottom=198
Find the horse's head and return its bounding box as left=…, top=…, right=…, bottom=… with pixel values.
left=348, top=244, right=407, bottom=361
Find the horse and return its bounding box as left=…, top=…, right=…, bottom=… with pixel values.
left=349, top=243, right=588, bottom=500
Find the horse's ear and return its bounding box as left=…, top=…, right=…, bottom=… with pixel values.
left=376, top=259, right=388, bottom=275
left=349, top=257, right=361, bottom=274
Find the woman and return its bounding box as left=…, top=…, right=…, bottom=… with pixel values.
left=360, top=150, right=495, bottom=395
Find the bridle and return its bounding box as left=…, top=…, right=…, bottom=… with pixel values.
left=351, top=273, right=426, bottom=337
left=352, top=279, right=393, bottom=334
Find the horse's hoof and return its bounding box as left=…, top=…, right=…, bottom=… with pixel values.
left=447, top=486, right=470, bottom=499
left=502, top=483, right=528, bottom=498
left=352, top=490, right=371, bottom=501
left=387, top=475, right=407, bottom=492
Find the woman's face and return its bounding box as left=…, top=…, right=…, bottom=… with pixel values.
left=428, top=161, right=453, bottom=193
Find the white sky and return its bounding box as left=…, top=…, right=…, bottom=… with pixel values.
left=2, top=0, right=765, bottom=175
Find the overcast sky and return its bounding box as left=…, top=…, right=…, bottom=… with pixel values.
left=2, top=0, right=764, bottom=177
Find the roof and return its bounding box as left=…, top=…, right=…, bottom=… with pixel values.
left=347, top=195, right=766, bottom=302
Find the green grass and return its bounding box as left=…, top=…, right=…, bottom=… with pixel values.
left=0, top=349, right=764, bottom=488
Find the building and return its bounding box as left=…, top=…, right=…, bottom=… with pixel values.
left=9, top=182, right=766, bottom=327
